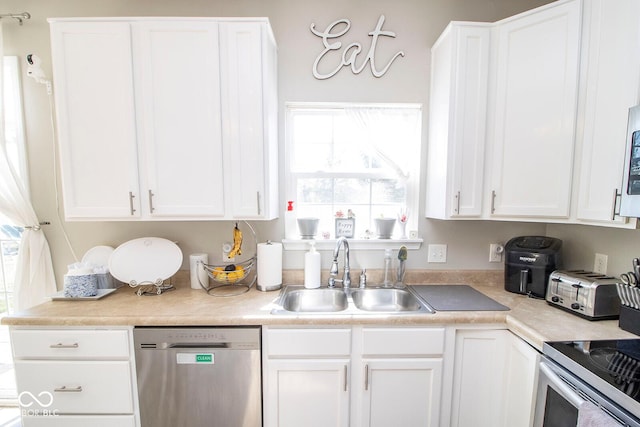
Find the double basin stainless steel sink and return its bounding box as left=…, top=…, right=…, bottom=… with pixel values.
left=271, top=285, right=434, bottom=315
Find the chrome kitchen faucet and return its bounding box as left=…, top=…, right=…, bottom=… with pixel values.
left=328, top=236, right=351, bottom=288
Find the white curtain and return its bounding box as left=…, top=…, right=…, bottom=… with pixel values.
left=0, top=22, right=57, bottom=310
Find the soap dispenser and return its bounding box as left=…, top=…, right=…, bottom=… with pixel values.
left=304, top=241, right=321, bottom=289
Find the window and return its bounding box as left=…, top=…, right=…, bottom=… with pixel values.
left=285, top=103, right=421, bottom=240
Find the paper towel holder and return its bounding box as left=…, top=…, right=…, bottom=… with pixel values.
left=257, top=240, right=283, bottom=292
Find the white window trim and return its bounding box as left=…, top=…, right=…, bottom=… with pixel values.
left=283, top=102, right=423, bottom=251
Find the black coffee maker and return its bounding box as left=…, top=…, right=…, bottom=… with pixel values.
left=504, top=236, right=562, bottom=298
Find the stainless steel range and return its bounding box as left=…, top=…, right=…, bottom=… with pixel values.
left=535, top=339, right=640, bottom=426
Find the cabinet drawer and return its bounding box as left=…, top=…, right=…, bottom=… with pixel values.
left=14, top=361, right=133, bottom=414
left=362, top=327, right=445, bottom=356
left=22, top=415, right=136, bottom=427
left=11, top=329, right=130, bottom=359
left=266, top=328, right=351, bottom=356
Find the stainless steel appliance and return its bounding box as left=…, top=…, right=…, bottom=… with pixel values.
left=134, top=327, right=261, bottom=427
left=546, top=270, right=621, bottom=320
left=535, top=340, right=640, bottom=427
left=621, top=105, right=640, bottom=217
left=504, top=236, right=562, bottom=298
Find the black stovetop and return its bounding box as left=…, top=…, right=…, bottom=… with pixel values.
left=545, top=339, right=640, bottom=416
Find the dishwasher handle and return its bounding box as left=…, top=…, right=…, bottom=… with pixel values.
left=169, top=343, right=229, bottom=349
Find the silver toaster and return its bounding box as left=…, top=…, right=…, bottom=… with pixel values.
left=545, top=270, right=621, bottom=320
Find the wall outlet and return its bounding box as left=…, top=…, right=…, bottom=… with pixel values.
left=489, top=243, right=504, bottom=263
left=594, top=253, right=608, bottom=274
left=428, top=244, right=447, bottom=263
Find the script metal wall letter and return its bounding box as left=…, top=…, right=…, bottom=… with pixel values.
left=310, top=15, right=405, bottom=79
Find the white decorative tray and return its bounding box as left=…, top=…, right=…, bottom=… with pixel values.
left=50, top=288, right=117, bottom=301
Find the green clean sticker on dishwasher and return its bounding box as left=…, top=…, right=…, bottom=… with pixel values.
left=176, top=353, right=215, bottom=364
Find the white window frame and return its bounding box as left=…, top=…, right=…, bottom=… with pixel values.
left=283, top=102, right=423, bottom=250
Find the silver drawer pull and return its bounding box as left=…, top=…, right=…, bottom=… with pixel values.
left=54, top=385, right=83, bottom=393
left=49, top=343, right=79, bottom=349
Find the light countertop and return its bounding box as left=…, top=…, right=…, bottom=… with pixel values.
left=2, top=270, right=636, bottom=351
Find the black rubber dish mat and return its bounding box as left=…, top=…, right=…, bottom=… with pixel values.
left=412, top=285, right=509, bottom=311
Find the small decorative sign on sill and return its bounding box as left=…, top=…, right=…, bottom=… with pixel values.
left=310, top=14, right=405, bottom=80
left=335, top=209, right=356, bottom=238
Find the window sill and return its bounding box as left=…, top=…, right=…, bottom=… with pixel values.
left=282, top=238, right=423, bottom=251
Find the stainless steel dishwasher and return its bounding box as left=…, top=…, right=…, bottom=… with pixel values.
left=133, top=326, right=261, bottom=427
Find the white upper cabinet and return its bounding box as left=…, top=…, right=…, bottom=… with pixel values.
left=220, top=22, right=279, bottom=219
left=487, top=0, right=581, bottom=219
left=426, top=23, right=490, bottom=219
left=50, top=22, right=141, bottom=219
left=428, top=0, right=640, bottom=227
left=133, top=21, right=226, bottom=219
left=572, top=0, right=640, bottom=227
left=49, top=18, right=278, bottom=221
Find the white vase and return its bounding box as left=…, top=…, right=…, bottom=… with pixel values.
left=398, top=221, right=407, bottom=239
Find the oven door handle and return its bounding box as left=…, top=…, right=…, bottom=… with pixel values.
left=539, top=361, right=588, bottom=408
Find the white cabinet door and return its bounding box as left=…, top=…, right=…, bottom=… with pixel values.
left=50, top=22, right=141, bottom=220
left=488, top=0, right=581, bottom=219
left=450, top=329, right=539, bottom=427
left=265, top=359, right=350, bottom=427
left=501, top=333, right=540, bottom=427
left=427, top=23, right=490, bottom=219
left=450, top=329, right=508, bottom=427
left=573, top=0, right=640, bottom=227
left=133, top=21, right=226, bottom=218
left=360, top=358, right=442, bottom=427
left=220, top=22, right=278, bottom=219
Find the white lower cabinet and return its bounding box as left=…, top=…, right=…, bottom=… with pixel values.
left=10, top=327, right=138, bottom=426
left=263, top=326, right=444, bottom=427
left=266, top=359, right=350, bottom=427
left=449, top=328, right=539, bottom=427
left=360, top=358, right=442, bottom=427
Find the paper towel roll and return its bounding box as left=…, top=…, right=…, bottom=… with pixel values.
left=189, top=253, right=209, bottom=290
left=257, top=242, right=282, bottom=291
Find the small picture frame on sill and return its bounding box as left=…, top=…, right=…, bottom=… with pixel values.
left=335, top=218, right=355, bottom=238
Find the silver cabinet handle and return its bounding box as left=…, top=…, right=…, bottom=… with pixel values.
left=49, top=343, right=79, bottom=349
left=364, top=364, right=369, bottom=391
left=491, top=190, right=497, bottom=214
left=343, top=365, right=348, bottom=392
left=455, top=191, right=461, bottom=214
left=128, top=191, right=136, bottom=215
left=256, top=192, right=262, bottom=216
left=54, top=385, right=83, bottom=393
left=611, top=188, right=622, bottom=220
left=148, top=190, right=155, bottom=213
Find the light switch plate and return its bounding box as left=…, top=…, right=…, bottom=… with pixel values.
left=428, top=244, right=447, bottom=263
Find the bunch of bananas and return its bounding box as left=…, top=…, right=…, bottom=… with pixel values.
left=212, top=264, right=246, bottom=284
left=228, top=223, right=242, bottom=259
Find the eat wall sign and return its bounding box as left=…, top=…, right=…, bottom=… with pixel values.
left=310, top=15, right=405, bottom=80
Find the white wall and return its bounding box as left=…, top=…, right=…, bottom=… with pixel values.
left=12, top=0, right=632, bottom=288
